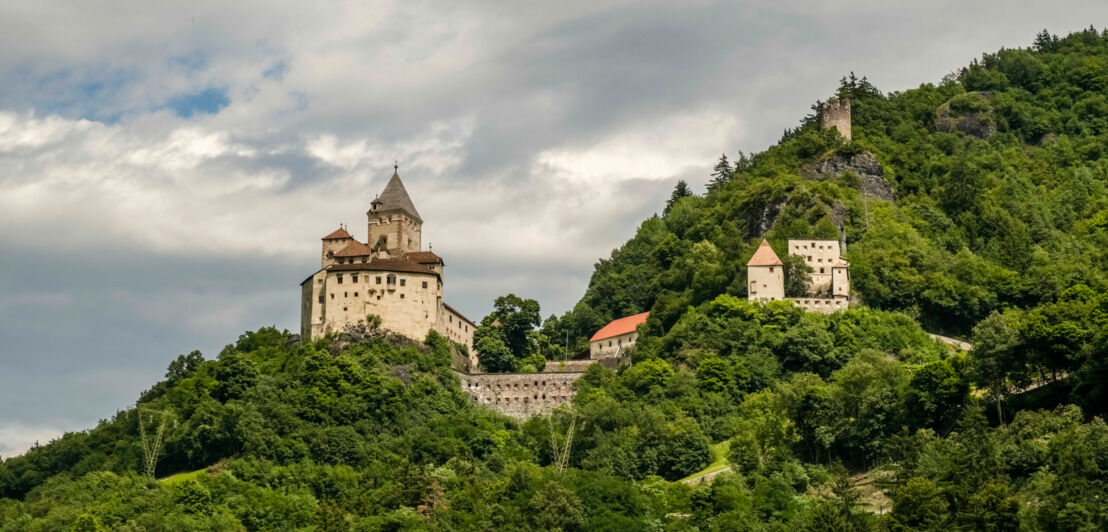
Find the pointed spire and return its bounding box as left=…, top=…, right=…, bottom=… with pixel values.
left=746, top=239, right=783, bottom=266
left=370, top=164, right=423, bottom=223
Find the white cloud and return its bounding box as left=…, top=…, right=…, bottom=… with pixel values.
left=537, top=110, right=738, bottom=183
left=0, top=423, right=68, bottom=459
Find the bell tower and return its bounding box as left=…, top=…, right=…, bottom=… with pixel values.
left=367, top=164, right=423, bottom=254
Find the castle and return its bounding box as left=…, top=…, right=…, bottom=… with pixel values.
left=299, top=166, right=477, bottom=357
left=746, top=238, right=850, bottom=313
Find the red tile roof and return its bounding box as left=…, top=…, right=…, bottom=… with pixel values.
left=322, top=227, right=353, bottom=240
left=590, top=312, right=650, bottom=342
left=334, top=241, right=373, bottom=257
left=328, top=258, right=440, bottom=276
left=746, top=239, right=783, bottom=267
left=833, top=261, right=848, bottom=268
left=405, top=251, right=443, bottom=265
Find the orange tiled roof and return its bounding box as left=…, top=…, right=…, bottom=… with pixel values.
left=746, top=239, right=783, bottom=266
left=322, top=227, right=352, bottom=240
left=590, top=312, right=650, bottom=342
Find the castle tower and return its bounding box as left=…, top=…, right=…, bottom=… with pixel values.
left=819, top=98, right=851, bottom=140
left=320, top=226, right=353, bottom=267
left=746, top=239, right=785, bottom=301
left=367, top=165, right=423, bottom=255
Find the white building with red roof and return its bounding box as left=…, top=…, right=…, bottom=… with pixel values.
left=746, top=239, right=785, bottom=301
left=589, top=311, right=649, bottom=360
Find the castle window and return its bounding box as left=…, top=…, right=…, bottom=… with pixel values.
left=330, top=293, right=335, bottom=299
left=400, top=279, right=406, bottom=287
left=376, top=295, right=381, bottom=300
left=422, top=281, right=428, bottom=289
left=400, top=294, right=405, bottom=299
left=449, top=315, right=452, bottom=322
left=343, top=307, right=347, bottom=311
left=344, top=292, right=348, bottom=297
left=354, top=292, right=358, bottom=297
left=387, top=274, right=396, bottom=285
left=352, top=274, right=358, bottom=283
left=361, top=257, right=367, bottom=263
left=820, top=268, right=825, bottom=274
left=337, top=274, right=344, bottom=284
left=326, top=251, right=334, bottom=258
left=769, top=267, right=774, bottom=272
left=318, top=295, right=324, bottom=303
left=376, top=276, right=382, bottom=284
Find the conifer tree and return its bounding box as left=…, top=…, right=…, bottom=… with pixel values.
left=707, top=153, right=732, bottom=192
left=663, top=180, right=692, bottom=216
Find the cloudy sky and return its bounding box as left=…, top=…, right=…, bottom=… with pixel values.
left=1, top=1, right=1105, bottom=457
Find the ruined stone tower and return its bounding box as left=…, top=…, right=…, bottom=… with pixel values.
left=820, top=98, right=851, bottom=140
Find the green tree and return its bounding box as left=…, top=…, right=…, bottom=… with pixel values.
left=529, top=481, right=586, bottom=531
left=708, top=153, right=732, bottom=192
left=969, top=312, right=1018, bottom=424
left=663, top=180, right=693, bottom=216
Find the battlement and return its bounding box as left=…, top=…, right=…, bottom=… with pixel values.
left=820, top=98, right=852, bottom=140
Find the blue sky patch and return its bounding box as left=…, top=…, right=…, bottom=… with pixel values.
left=165, top=87, right=230, bottom=118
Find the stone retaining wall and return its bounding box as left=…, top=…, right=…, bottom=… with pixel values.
left=455, top=370, right=585, bottom=419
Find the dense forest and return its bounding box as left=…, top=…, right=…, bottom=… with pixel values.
left=3, top=28, right=1108, bottom=530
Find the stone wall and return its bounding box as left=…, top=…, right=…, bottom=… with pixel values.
left=456, top=370, right=584, bottom=419
left=544, top=359, right=596, bottom=372
left=368, top=212, right=421, bottom=253
left=790, top=297, right=849, bottom=313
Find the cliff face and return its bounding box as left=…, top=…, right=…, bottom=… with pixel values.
left=802, top=150, right=895, bottom=202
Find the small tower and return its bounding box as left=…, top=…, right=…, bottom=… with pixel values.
left=819, top=98, right=851, bottom=140
left=320, top=226, right=353, bottom=267
left=746, top=239, right=785, bottom=301
left=367, top=164, right=423, bottom=254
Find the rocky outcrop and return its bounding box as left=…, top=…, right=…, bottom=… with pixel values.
left=746, top=199, right=787, bottom=239
left=802, top=151, right=895, bottom=202
left=933, top=91, right=996, bottom=140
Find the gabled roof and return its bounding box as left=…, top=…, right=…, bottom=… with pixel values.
left=322, top=227, right=352, bottom=240
left=833, top=261, right=848, bottom=268
left=370, top=169, right=422, bottom=223
left=590, top=312, right=650, bottom=342
left=746, top=239, right=783, bottom=267
left=405, top=251, right=443, bottom=265
left=333, top=241, right=373, bottom=257
left=443, top=302, right=476, bottom=327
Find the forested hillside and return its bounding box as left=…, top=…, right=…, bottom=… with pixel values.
left=543, top=27, right=1108, bottom=414
left=3, top=28, right=1108, bottom=531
